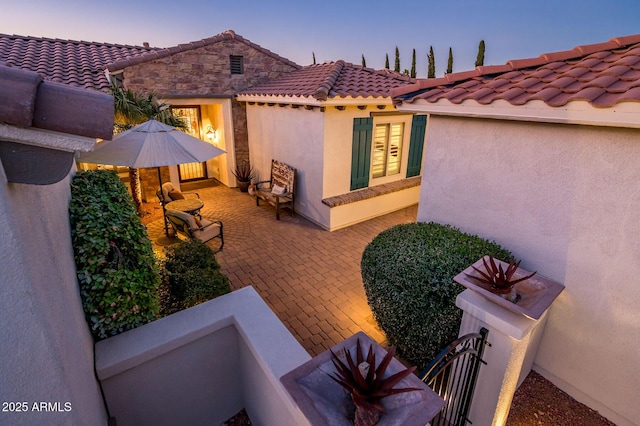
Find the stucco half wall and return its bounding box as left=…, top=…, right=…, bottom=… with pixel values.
left=418, top=115, right=640, bottom=426
left=328, top=186, right=420, bottom=231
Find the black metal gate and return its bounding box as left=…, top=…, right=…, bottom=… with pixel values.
left=419, top=328, right=489, bottom=426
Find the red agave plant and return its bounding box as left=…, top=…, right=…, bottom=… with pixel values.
left=466, top=255, right=537, bottom=294
left=328, top=339, right=420, bottom=426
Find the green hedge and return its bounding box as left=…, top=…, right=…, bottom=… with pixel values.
left=160, top=239, right=230, bottom=315
left=69, top=170, right=160, bottom=340
left=361, top=222, right=510, bottom=367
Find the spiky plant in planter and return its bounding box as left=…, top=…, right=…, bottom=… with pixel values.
left=232, top=161, right=256, bottom=192
left=466, top=255, right=536, bottom=302
left=328, top=339, right=420, bottom=426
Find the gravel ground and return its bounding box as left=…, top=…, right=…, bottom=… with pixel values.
left=507, top=371, right=616, bottom=426
left=222, top=409, right=251, bottom=425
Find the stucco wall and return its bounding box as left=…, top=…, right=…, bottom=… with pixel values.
left=328, top=186, right=420, bottom=231
left=246, top=104, right=326, bottom=227
left=322, top=107, right=416, bottom=197
left=418, top=115, right=640, bottom=425
left=96, top=286, right=311, bottom=426
left=0, top=166, right=107, bottom=425
left=245, top=104, right=422, bottom=230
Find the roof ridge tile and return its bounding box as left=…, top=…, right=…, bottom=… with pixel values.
left=314, top=60, right=344, bottom=100
left=541, top=49, right=583, bottom=62
left=0, top=33, right=151, bottom=50
left=575, top=41, right=619, bottom=56
left=507, top=56, right=548, bottom=69
left=611, top=34, right=640, bottom=47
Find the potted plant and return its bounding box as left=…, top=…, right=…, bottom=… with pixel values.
left=465, top=255, right=536, bottom=303
left=232, top=161, right=255, bottom=192
left=454, top=255, right=563, bottom=320
left=280, top=332, right=444, bottom=426
left=328, top=339, right=420, bottom=426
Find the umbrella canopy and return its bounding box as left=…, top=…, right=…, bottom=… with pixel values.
left=78, top=118, right=225, bottom=167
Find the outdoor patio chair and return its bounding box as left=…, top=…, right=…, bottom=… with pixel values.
left=165, top=209, right=224, bottom=250
left=255, top=159, right=295, bottom=220
left=157, top=182, right=200, bottom=204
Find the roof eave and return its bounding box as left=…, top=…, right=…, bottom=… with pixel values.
left=396, top=99, right=640, bottom=129
left=236, top=93, right=394, bottom=107
left=235, top=94, right=322, bottom=106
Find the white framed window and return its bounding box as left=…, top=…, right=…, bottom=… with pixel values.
left=350, top=114, right=426, bottom=191
left=372, top=122, right=404, bottom=178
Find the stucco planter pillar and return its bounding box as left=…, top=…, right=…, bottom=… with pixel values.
left=455, top=288, right=556, bottom=426
left=452, top=257, right=564, bottom=425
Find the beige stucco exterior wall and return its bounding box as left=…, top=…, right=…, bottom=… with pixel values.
left=246, top=104, right=326, bottom=226
left=417, top=115, right=640, bottom=425
left=322, top=107, right=416, bottom=197
left=0, top=165, right=107, bottom=425
left=245, top=104, right=422, bottom=230
left=323, top=106, right=419, bottom=230
left=322, top=107, right=366, bottom=198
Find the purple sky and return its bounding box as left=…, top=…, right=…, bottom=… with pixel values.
left=2, top=0, right=639, bottom=78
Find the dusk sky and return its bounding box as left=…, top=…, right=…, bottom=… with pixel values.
left=2, top=0, right=639, bottom=78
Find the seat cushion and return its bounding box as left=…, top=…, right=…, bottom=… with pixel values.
left=168, top=188, right=185, bottom=200
left=193, top=221, right=222, bottom=242
left=165, top=209, right=198, bottom=230
left=161, top=182, right=175, bottom=202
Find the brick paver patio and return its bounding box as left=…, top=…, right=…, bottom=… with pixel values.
left=146, top=182, right=417, bottom=356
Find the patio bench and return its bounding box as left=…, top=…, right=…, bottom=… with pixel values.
left=255, top=159, right=296, bottom=220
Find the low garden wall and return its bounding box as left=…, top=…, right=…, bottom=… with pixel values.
left=95, top=286, right=311, bottom=426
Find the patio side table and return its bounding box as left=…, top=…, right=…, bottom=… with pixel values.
left=165, top=199, right=204, bottom=218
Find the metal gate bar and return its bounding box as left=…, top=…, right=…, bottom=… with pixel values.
left=420, top=328, right=489, bottom=426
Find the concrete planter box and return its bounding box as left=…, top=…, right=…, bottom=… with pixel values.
left=280, top=331, right=444, bottom=425
left=454, top=256, right=564, bottom=319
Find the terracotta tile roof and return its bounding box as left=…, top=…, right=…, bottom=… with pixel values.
left=0, top=30, right=299, bottom=93
left=393, top=34, right=640, bottom=108
left=0, top=34, right=154, bottom=91
left=0, top=64, right=113, bottom=139
left=105, top=30, right=300, bottom=73
left=238, top=60, right=414, bottom=100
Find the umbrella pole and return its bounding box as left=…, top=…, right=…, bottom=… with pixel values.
left=158, top=167, right=170, bottom=237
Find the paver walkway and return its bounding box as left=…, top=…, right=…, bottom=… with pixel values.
left=146, top=182, right=417, bottom=356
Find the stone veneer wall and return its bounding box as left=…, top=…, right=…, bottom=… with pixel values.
left=232, top=100, right=249, bottom=163
left=121, top=39, right=298, bottom=168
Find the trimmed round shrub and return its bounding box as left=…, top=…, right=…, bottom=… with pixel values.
left=161, top=239, right=230, bottom=315
left=361, top=222, right=510, bottom=367
left=70, top=170, right=161, bottom=340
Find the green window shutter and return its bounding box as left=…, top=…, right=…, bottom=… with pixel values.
left=406, top=115, right=427, bottom=177
left=350, top=117, right=373, bottom=190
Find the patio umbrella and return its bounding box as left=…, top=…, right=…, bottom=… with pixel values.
left=78, top=118, right=226, bottom=235
left=78, top=118, right=225, bottom=170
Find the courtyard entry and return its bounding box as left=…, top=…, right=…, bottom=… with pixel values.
left=172, top=106, right=208, bottom=182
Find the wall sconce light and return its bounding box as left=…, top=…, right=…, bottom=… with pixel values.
left=205, top=126, right=216, bottom=140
